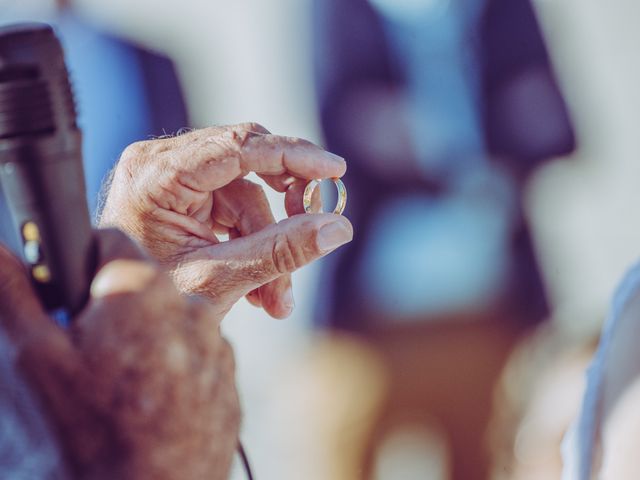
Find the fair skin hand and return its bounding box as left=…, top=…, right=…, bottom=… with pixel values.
left=0, top=230, right=240, bottom=480
left=99, top=123, right=354, bottom=319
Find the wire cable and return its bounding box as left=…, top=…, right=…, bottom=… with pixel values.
left=237, top=441, right=254, bottom=480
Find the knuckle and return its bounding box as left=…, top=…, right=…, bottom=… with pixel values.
left=228, top=128, right=261, bottom=150
left=119, top=141, right=147, bottom=166
left=227, top=121, right=269, bottom=135
left=215, top=130, right=243, bottom=158
left=198, top=125, right=225, bottom=140
left=271, top=232, right=301, bottom=274
left=242, top=122, right=269, bottom=134
left=120, top=139, right=170, bottom=169
left=285, top=136, right=313, bottom=148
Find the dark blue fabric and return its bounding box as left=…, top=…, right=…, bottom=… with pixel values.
left=312, top=0, right=575, bottom=330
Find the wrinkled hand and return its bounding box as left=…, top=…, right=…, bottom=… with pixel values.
left=99, top=123, right=353, bottom=319
left=0, top=230, right=240, bottom=480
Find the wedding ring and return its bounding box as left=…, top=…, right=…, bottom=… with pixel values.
left=303, top=177, right=347, bottom=215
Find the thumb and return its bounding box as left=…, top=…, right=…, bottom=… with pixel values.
left=174, top=214, right=353, bottom=308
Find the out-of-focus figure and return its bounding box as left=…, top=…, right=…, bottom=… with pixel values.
left=311, top=0, right=575, bottom=478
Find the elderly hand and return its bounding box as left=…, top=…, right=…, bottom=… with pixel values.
left=99, top=123, right=353, bottom=319
left=0, top=230, right=240, bottom=480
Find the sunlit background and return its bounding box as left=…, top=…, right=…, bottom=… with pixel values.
left=2, top=0, right=640, bottom=478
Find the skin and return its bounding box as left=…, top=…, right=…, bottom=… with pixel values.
left=0, top=124, right=352, bottom=478
left=99, top=123, right=353, bottom=319
left=0, top=230, right=240, bottom=480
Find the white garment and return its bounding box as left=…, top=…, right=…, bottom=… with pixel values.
left=562, top=259, right=640, bottom=479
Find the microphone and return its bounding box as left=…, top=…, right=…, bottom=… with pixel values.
left=0, top=23, right=94, bottom=315
left=0, top=26, right=257, bottom=478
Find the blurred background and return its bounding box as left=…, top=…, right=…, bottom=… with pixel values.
left=2, top=0, right=640, bottom=479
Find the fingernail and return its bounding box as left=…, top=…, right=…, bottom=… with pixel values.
left=317, top=220, right=353, bottom=253
left=323, top=151, right=346, bottom=165
left=281, top=287, right=295, bottom=316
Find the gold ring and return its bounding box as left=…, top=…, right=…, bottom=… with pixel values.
left=303, top=177, right=347, bottom=215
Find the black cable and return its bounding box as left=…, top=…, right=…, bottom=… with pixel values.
left=237, top=441, right=254, bottom=480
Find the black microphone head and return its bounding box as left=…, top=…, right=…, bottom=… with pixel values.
left=0, top=23, right=77, bottom=141
left=0, top=23, right=92, bottom=314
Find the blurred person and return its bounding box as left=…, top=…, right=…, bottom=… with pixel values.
left=267, top=333, right=390, bottom=480
left=0, top=125, right=353, bottom=478
left=311, top=0, right=575, bottom=478
left=0, top=0, right=188, bottom=252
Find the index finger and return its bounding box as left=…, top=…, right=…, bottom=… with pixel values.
left=168, top=126, right=347, bottom=192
